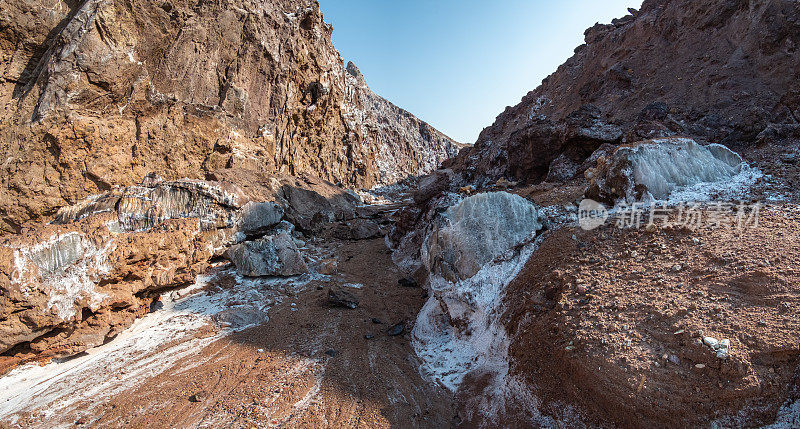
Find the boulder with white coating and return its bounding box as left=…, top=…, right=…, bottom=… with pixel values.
left=585, top=138, right=745, bottom=203
left=237, top=202, right=284, bottom=237
left=422, top=192, right=542, bottom=282
left=224, top=233, right=309, bottom=277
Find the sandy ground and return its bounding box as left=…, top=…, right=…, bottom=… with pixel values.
left=0, top=237, right=456, bottom=428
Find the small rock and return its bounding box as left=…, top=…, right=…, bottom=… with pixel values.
left=328, top=286, right=359, bottom=309
left=387, top=323, right=405, bottom=336
left=257, top=348, right=264, bottom=353
left=189, top=391, right=208, bottom=402
left=371, top=318, right=383, bottom=324
left=672, top=264, right=683, bottom=272
left=324, top=349, right=338, bottom=357
left=75, top=417, right=87, bottom=426
left=703, top=337, right=719, bottom=348
left=576, top=284, right=588, bottom=295
left=692, top=237, right=701, bottom=245
left=364, top=333, right=375, bottom=340
left=459, top=185, right=476, bottom=195
left=398, top=277, right=419, bottom=288
left=668, top=354, right=681, bottom=365
left=695, top=364, right=706, bottom=369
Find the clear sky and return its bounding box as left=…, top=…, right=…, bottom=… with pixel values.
left=319, top=0, right=642, bottom=144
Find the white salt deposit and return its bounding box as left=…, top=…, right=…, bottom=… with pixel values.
left=665, top=165, right=762, bottom=203
left=413, top=238, right=539, bottom=391
left=10, top=232, right=114, bottom=321
left=762, top=400, right=800, bottom=429
left=625, top=138, right=745, bottom=200
left=0, top=267, right=318, bottom=425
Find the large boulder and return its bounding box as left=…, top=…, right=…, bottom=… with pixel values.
left=331, top=219, right=382, bottom=241
left=585, top=138, right=745, bottom=203
left=279, top=175, right=359, bottom=232
left=237, top=202, right=284, bottom=237
left=224, top=233, right=308, bottom=277
left=422, top=192, right=542, bottom=282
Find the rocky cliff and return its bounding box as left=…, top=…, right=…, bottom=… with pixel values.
left=0, top=0, right=459, bottom=233
left=450, top=0, right=800, bottom=184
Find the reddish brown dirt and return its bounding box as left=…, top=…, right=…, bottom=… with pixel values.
left=4, top=237, right=456, bottom=428
left=503, top=206, right=800, bottom=428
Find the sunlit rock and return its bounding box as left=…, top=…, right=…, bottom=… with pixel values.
left=422, top=192, right=541, bottom=282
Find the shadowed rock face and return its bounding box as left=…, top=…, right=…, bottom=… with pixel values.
left=448, top=0, right=800, bottom=184
left=0, top=0, right=459, bottom=233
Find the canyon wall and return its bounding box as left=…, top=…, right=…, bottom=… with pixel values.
left=0, top=0, right=459, bottom=233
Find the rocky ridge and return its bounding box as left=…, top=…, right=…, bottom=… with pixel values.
left=448, top=0, right=800, bottom=185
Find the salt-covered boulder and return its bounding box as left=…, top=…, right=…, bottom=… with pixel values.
left=585, top=138, right=745, bottom=203
left=237, top=202, right=284, bottom=237
left=422, top=192, right=542, bottom=282
left=224, top=233, right=308, bottom=277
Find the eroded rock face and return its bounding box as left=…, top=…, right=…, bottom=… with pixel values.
left=0, top=0, right=458, bottom=233
left=585, top=137, right=745, bottom=203
left=0, top=170, right=356, bottom=365
left=448, top=0, right=800, bottom=184
left=422, top=192, right=542, bottom=282
left=0, top=213, right=230, bottom=358
left=54, top=178, right=248, bottom=231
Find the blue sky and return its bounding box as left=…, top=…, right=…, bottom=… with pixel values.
left=319, top=0, right=642, bottom=143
